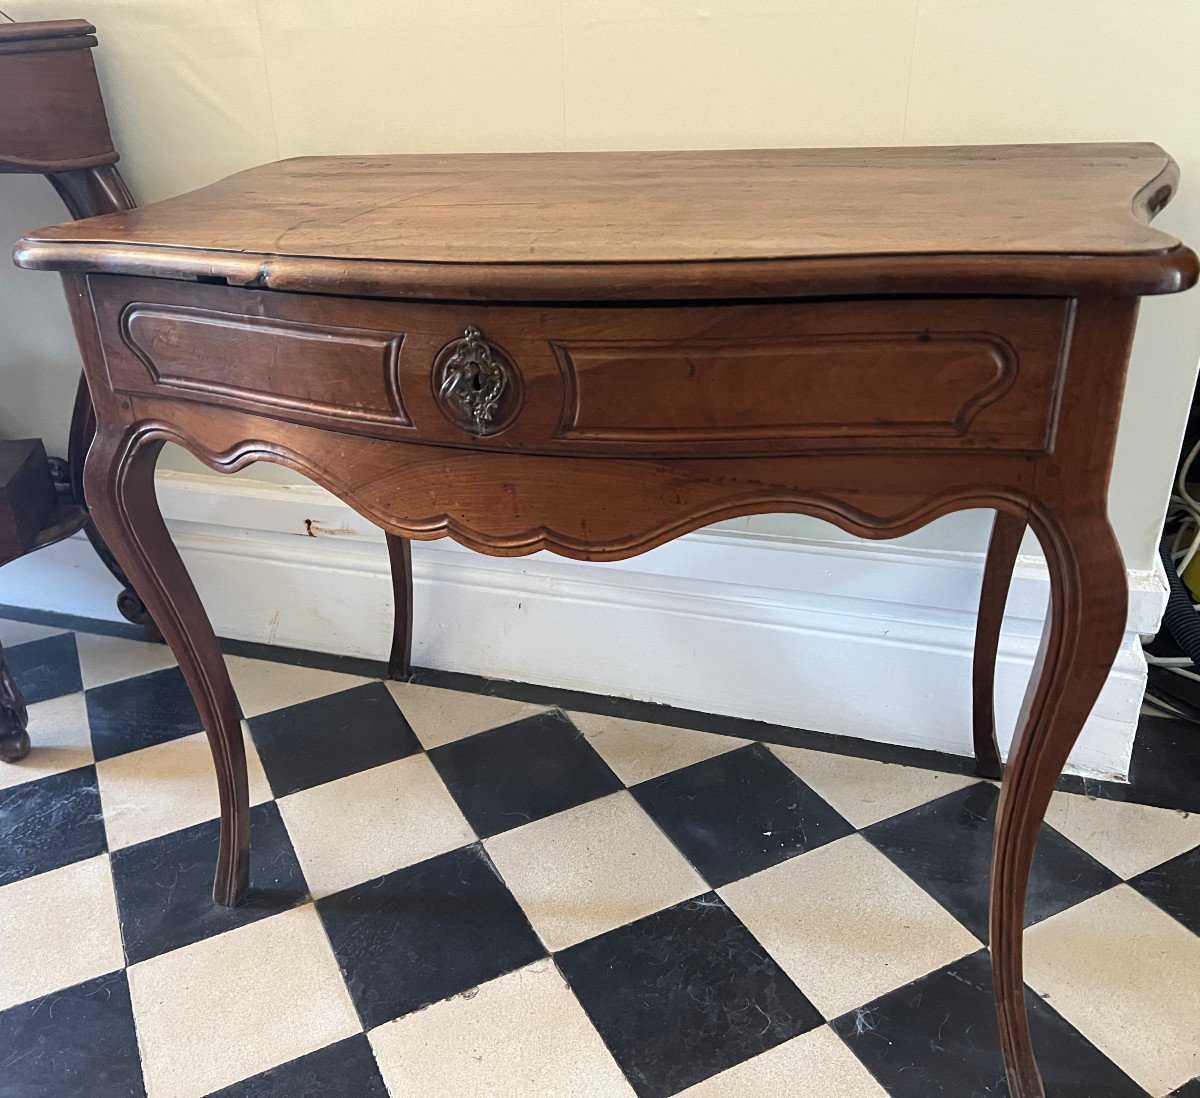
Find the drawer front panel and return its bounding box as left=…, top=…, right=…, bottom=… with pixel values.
left=90, top=276, right=1069, bottom=457
left=557, top=332, right=1017, bottom=442
left=117, top=301, right=408, bottom=428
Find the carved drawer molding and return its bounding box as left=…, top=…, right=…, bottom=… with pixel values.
left=119, top=302, right=409, bottom=429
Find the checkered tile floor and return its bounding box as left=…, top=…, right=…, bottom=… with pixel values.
left=2, top=613, right=1199, bottom=1098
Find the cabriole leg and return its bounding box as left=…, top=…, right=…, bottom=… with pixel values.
left=85, top=427, right=250, bottom=906
left=989, top=507, right=1126, bottom=1097
left=973, top=511, right=1026, bottom=779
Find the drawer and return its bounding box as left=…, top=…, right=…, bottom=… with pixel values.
left=91, top=276, right=1070, bottom=457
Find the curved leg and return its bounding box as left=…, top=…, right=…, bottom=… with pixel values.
left=385, top=533, right=414, bottom=680
left=85, top=427, right=249, bottom=906
left=973, top=511, right=1026, bottom=779
left=0, top=641, right=31, bottom=763
left=990, top=508, right=1126, bottom=1097
left=61, top=376, right=161, bottom=639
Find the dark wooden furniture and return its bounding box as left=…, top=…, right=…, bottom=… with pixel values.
left=0, top=439, right=88, bottom=760
left=15, top=144, right=1196, bottom=1097
left=0, top=439, right=56, bottom=553
left=0, top=17, right=151, bottom=632
left=0, top=17, right=418, bottom=673
left=0, top=18, right=125, bottom=759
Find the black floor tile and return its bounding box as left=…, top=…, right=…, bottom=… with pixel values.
left=428, top=711, right=622, bottom=839
left=85, top=666, right=201, bottom=762
left=630, top=742, right=854, bottom=888
left=1129, top=845, right=1200, bottom=936
left=317, top=843, right=545, bottom=1029
left=208, top=1034, right=386, bottom=1097
left=832, top=949, right=1145, bottom=1097
left=110, top=801, right=308, bottom=964
left=0, top=970, right=144, bottom=1098
left=862, top=781, right=1119, bottom=940
left=1170, top=1079, right=1200, bottom=1098
left=4, top=631, right=82, bottom=706
left=0, top=765, right=106, bottom=886
left=1125, top=715, right=1200, bottom=813
left=249, top=681, right=421, bottom=797
left=557, top=893, right=823, bottom=1098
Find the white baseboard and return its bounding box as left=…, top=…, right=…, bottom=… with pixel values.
left=0, top=471, right=1166, bottom=780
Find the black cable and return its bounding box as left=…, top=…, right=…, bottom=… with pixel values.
left=1158, top=532, right=1200, bottom=664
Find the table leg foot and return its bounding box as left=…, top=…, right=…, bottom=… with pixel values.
left=0, top=730, right=30, bottom=763
left=0, top=724, right=30, bottom=762
left=973, top=511, right=1025, bottom=780
left=989, top=506, right=1126, bottom=1098
left=85, top=426, right=250, bottom=908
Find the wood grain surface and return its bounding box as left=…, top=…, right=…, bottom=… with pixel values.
left=17, top=144, right=1198, bottom=299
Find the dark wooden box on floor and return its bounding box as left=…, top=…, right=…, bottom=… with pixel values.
left=12, top=143, right=1198, bottom=1098
left=0, top=439, right=57, bottom=557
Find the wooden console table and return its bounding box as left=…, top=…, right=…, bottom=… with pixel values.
left=15, top=144, right=1197, bottom=1097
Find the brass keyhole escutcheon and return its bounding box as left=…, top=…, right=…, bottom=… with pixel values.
left=434, top=326, right=518, bottom=436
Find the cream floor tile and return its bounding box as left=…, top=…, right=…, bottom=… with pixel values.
left=277, top=753, right=476, bottom=899
left=0, top=618, right=66, bottom=648
left=485, top=790, right=706, bottom=952
left=128, top=905, right=360, bottom=1098
left=369, top=960, right=635, bottom=1097
left=769, top=743, right=978, bottom=829
left=571, top=711, right=749, bottom=786
left=1025, top=885, right=1200, bottom=1097
left=720, top=834, right=979, bottom=1021
left=74, top=632, right=177, bottom=690
left=1045, top=790, right=1200, bottom=880
left=679, top=1025, right=890, bottom=1097
left=96, top=727, right=273, bottom=851
left=0, top=690, right=93, bottom=792
left=224, top=654, right=370, bottom=719
left=0, top=855, right=124, bottom=1011
left=386, top=680, right=549, bottom=750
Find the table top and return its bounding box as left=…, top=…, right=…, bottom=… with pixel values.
left=15, top=143, right=1197, bottom=301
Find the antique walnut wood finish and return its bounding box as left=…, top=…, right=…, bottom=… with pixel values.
left=16, top=144, right=1197, bottom=1098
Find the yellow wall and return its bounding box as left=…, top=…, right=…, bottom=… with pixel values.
left=2, top=0, right=1198, bottom=570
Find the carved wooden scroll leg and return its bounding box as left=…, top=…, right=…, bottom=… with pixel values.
left=385, top=533, right=414, bottom=681
left=85, top=427, right=250, bottom=906
left=972, top=511, right=1027, bottom=779
left=0, top=641, right=31, bottom=763
left=990, top=507, right=1126, bottom=1098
